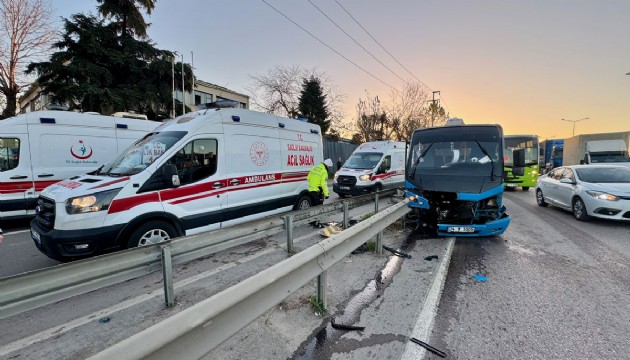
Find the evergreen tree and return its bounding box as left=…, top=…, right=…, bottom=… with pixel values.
left=27, top=9, right=192, bottom=117
left=298, top=77, right=330, bottom=134
left=96, top=0, right=155, bottom=37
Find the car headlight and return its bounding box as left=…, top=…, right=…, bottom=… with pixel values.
left=334, top=173, right=339, bottom=180
left=66, top=188, right=122, bottom=214
left=586, top=190, right=619, bottom=201
left=359, top=173, right=372, bottom=181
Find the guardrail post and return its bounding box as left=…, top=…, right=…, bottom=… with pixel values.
left=343, top=201, right=349, bottom=229
left=161, top=244, right=175, bottom=308
left=375, top=192, right=383, bottom=255
left=285, top=215, right=294, bottom=254
left=317, top=270, right=327, bottom=310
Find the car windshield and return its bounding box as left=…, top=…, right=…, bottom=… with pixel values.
left=99, top=131, right=187, bottom=176
left=576, top=167, right=630, bottom=183
left=342, top=152, right=383, bottom=170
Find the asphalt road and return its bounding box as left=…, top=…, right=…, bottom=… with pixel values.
left=427, top=189, right=630, bottom=360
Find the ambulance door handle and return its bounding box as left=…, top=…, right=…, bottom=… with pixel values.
left=10, top=175, right=28, bottom=179
left=213, top=182, right=223, bottom=189
left=38, top=174, right=55, bottom=178
left=230, top=179, right=240, bottom=186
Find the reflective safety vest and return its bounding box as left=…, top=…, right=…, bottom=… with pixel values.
left=307, top=163, right=329, bottom=197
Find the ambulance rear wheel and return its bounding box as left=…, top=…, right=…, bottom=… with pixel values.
left=128, top=221, right=177, bottom=248
left=294, top=195, right=312, bottom=210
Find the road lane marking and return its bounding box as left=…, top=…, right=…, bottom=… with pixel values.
left=401, top=236, right=455, bottom=360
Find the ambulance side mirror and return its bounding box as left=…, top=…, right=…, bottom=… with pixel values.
left=162, top=164, right=180, bottom=187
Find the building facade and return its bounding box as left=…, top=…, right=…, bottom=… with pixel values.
left=18, top=79, right=249, bottom=116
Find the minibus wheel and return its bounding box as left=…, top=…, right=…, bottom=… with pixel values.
left=128, top=221, right=177, bottom=248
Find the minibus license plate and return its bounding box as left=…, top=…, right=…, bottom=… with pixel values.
left=447, top=226, right=475, bottom=233
left=31, top=228, right=41, bottom=244
left=340, top=186, right=350, bottom=190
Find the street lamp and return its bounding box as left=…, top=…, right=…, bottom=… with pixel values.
left=560, top=117, right=590, bottom=137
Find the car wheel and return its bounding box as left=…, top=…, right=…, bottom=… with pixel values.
left=572, top=197, right=590, bottom=221
left=374, top=183, right=383, bottom=192
left=294, top=194, right=312, bottom=210
left=128, top=221, right=177, bottom=248
left=536, top=189, right=548, bottom=207
left=522, top=187, right=530, bottom=191
left=338, top=193, right=347, bottom=199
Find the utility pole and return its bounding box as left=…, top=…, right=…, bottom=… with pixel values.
left=428, top=90, right=440, bottom=127
left=181, top=54, right=185, bottom=115
left=171, top=54, right=175, bottom=118
left=191, top=51, right=195, bottom=106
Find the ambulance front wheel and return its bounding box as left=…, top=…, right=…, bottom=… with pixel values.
left=128, top=221, right=177, bottom=248
left=294, top=194, right=312, bottom=210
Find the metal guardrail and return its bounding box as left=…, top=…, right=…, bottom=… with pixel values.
left=88, top=200, right=410, bottom=360
left=0, top=190, right=397, bottom=319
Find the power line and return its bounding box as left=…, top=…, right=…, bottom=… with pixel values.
left=306, top=0, right=408, bottom=85
left=261, top=0, right=394, bottom=90
left=334, top=0, right=452, bottom=115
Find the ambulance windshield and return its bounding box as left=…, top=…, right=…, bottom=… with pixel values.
left=99, top=131, right=187, bottom=176
left=342, top=152, right=383, bottom=170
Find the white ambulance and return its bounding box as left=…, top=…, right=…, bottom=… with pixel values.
left=333, top=140, right=406, bottom=197
left=30, top=103, right=322, bottom=261
left=0, top=111, right=158, bottom=219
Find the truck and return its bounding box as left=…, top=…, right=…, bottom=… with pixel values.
left=0, top=110, right=159, bottom=219
left=405, top=119, right=521, bottom=237
left=562, top=132, right=630, bottom=168
left=540, top=139, right=564, bottom=173
left=333, top=140, right=406, bottom=197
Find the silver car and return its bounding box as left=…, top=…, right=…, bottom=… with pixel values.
left=535, top=165, right=630, bottom=221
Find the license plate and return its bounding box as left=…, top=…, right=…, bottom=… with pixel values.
left=506, top=183, right=517, bottom=187
left=340, top=186, right=350, bottom=190
left=447, top=226, right=475, bottom=233
left=31, top=227, right=41, bottom=244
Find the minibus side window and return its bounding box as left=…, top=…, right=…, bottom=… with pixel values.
left=167, top=139, right=218, bottom=185
left=0, top=138, right=20, bottom=171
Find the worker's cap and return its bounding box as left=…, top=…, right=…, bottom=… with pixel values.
left=324, top=159, right=333, bottom=168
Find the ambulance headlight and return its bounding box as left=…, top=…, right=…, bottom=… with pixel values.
left=66, top=189, right=121, bottom=214
left=359, top=173, right=372, bottom=181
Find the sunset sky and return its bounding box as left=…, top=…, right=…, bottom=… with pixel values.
left=54, top=0, right=630, bottom=140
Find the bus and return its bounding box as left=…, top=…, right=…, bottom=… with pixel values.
left=405, top=119, right=515, bottom=237
left=503, top=135, right=539, bottom=190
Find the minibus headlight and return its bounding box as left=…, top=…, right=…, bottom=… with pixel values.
left=66, top=188, right=122, bottom=214
left=359, top=173, right=371, bottom=181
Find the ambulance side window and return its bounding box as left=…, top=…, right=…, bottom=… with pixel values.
left=167, top=139, right=217, bottom=185
left=0, top=138, right=20, bottom=171
left=379, top=156, right=391, bottom=173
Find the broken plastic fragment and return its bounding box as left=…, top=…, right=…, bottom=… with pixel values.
left=473, top=274, right=488, bottom=282
left=424, top=255, right=439, bottom=261
left=98, top=316, right=111, bottom=324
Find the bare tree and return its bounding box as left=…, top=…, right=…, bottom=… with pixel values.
left=386, top=82, right=432, bottom=140
left=0, top=0, right=57, bottom=118
left=247, top=65, right=345, bottom=122
left=354, top=82, right=448, bottom=142
left=356, top=94, right=397, bottom=142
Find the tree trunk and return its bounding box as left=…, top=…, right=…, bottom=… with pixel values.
left=1, top=87, right=19, bottom=119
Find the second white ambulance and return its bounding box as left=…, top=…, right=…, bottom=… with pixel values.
left=333, top=140, right=406, bottom=197
left=31, top=102, right=322, bottom=261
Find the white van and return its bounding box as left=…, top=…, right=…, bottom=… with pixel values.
left=333, top=140, right=406, bottom=197
left=0, top=111, right=158, bottom=219
left=30, top=104, right=322, bottom=261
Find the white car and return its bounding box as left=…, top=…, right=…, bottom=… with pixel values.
left=535, top=165, right=630, bottom=221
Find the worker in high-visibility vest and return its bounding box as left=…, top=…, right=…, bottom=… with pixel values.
left=307, top=158, right=333, bottom=205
